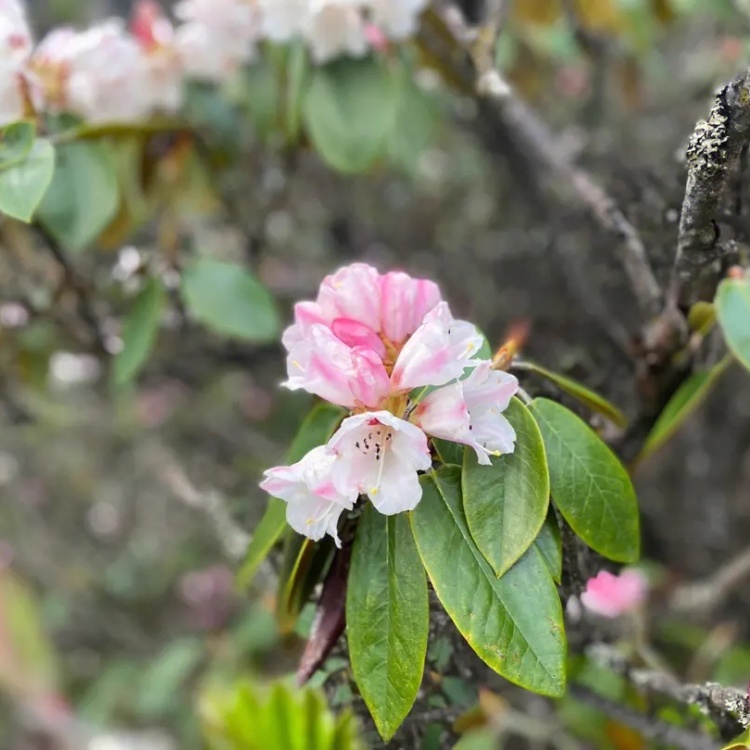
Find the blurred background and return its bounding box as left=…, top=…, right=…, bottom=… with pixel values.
left=3, top=0, right=750, bottom=748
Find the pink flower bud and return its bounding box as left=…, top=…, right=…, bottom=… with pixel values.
left=581, top=570, right=647, bottom=618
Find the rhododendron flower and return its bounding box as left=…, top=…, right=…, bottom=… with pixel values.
left=413, top=362, right=518, bottom=464
left=0, top=62, right=25, bottom=126
left=581, top=569, right=647, bottom=618
left=0, top=0, right=32, bottom=63
left=390, top=302, right=484, bottom=392
left=175, top=0, right=260, bottom=82
left=369, top=0, right=429, bottom=38
left=131, top=0, right=184, bottom=112
left=327, top=411, right=431, bottom=515
left=262, top=262, right=520, bottom=542
left=260, top=446, right=356, bottom=546
left=307, top=4, right=368, bottom=63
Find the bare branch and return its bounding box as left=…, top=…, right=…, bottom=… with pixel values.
left=672, top=67, right=750, bottom=306
left=570, top=686, right=719, bottom=750
left=670, top=546, right=750, bottom=616
left=145, top=441, right=250, bottom=562
left=438, top=4, right=664, bottom=318
left=588, top=643, right=750, bottom=738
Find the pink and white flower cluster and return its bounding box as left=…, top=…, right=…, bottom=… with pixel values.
left=261, top=263, right=519, bottom=545
left=0, top=0, right=429, bottom=127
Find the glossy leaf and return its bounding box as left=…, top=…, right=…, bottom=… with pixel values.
left=641, top=356, right=732, bottom=459
left=462, top=398, right=549, bottom=578
left=181, top=258, right=281, bottom=342
left=347, top=506, right=428, bottom=740
left=0, top=138, right=55, bottom=222
left=518, top=361, right=627, bottom=427
left=716, top=276, right=750, bottom=373
left=722, top=729, right=750, bottom=749
left=0, top=121, right=36, bottom=168
left=113, top=278, right=167, bottom=386
left=37, top=141, right=118, bottom=250
left=200, top=677, right=363, bottom=750
left=530, top=398, right=639, bottom=563
left=411, top=467, right=566, bottom=697
left=534, top=514, right=562, bottom=584
left=432, top=438, right=465, bottom=466
left=237, top=403, right=346, bottom=588
left=277, top=535, right=334, bottom=634
left=303, top=57, right=399, bottom=174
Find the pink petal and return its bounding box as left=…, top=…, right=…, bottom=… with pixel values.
left=380, top=271, right=441, bottom=344
left=348, top=347, right=391, bottom=408
left=317, top=263, right=381, bottom=327
left=331, top=317, right=386, bottom=358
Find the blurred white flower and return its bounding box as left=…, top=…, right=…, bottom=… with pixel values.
left=307, top=2, right=368, bottom=63
left=175, top=0, right=260, bottom=82
left=50, top=352, right=102, bottom=386
left=258, top=0, right=311, bottom=42
left=0, top=61, right=25, bottom=126
left=0, top=0, right=32, bottom=62
left=368, top=0, right=428, bottom=38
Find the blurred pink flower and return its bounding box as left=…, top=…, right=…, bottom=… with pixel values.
left=581, top=570, right=647, bottom=618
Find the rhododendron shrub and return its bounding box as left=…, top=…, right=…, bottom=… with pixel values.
left=249, top=263, right=642, bottom=739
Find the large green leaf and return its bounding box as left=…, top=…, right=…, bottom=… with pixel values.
left=530, top=398, right=639, bottom=563
left=411, top=467, right=566, bottom=697
left=0, top=121, right=36, bottom=168
left=303, top=57, right=399, bottom=174
left=237, top=403, right=346, bottom=588
left=37, top=141, right=119, bottom=250
left=641, top=356, right=732, bottom=459
left=716, top=276, right=750, bottom=373
left=462, top=398, right=549, bottom=578
left=181, top=258, right=281, bottom=342
left=113, top=278, right=167, bottom=386
left=0, top=138, right=55, bottom=222
left=517, top=361, right=627, bottom=427
left=534, top=514, right=562, bottom=584
left=347, top=506, right=428, bottom=741
left=723, top=729, right=750, bottom=749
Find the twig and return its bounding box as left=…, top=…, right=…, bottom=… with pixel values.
left=441, top=4, right=663, bottom=318
left=588, top=643, right=750, bottom=738
left=672, top=66, right=750, bottom=306
left=145, top=442, right=250, bottom=561
left=670, top=546, right=750, bottom=616
left=36, top=227, right=109, bottom=357
left=569, top=686, right=717, bottom=750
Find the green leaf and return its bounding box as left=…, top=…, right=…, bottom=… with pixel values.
left=113, top=278, right=167, bottom=387
left=181, top=258, right=281, bottom=342
left=303, top=57, right=399, bottom=174
left=0, top=138, right=55, bottom=222
left=534, top=514, right=562, bottom=584
left=347, top=506, right=428, bottom=741
left=716, top=276, right=750, bottom=373
left=462, top=398, right=549, bottom=578
left=237, top=402, right=346, bottom=588
left=277, top=535, right=334, bottom=634
left=432, top=438, right=465, bottom=466
left=452, top=729, right=498, bottom=750
left=687, top=300, right=717, bottom=336
left=37, top=141, right=119, bottom=250
left=722, top=728, right=750, bottom=750
left=411, top=467, right=566, bottom=697
left=0, top=571, right=59, bottom=698
left=518, top=361, right=627, bottom=427
left=135, top=638, right=203, bottom=718
left=530, top=398, right=639, bottom=563
left=641, top=356, right=732, bottom=459
left=0, top=121, right=36, bottom=168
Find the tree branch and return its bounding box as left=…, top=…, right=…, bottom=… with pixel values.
left=432, top=4, right=664, bottom=318
left=672, top=66, right=750, bottom=306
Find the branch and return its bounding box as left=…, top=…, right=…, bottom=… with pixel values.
left=672, top=66, right=750, bottom=306
left=570, top=686, right=718, bottom=750
left=145, top=441, right=250, bottom=562
left=670, top=546, right=750, bottom=616
left=433, top=4, right=663, bottom=318
left=588, top=643, right=750, bottom=739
